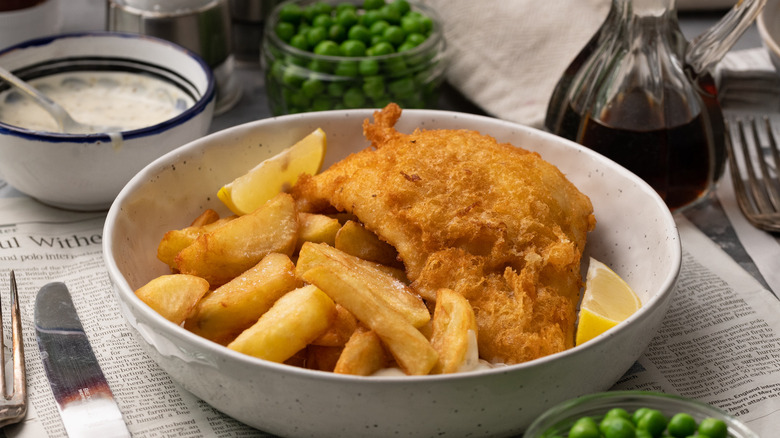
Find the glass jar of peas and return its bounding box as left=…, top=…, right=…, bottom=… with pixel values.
left=262, top=0, right=448, bottom=115
left=524, top=391, right=759, bottom=438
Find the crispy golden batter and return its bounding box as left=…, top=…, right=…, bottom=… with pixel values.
left=292, top=104, right=595, bottom=364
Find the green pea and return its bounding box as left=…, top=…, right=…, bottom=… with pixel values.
left=301, top=78, right=325, bottom=98
left=636, top=409, right=667, bottom=437
left=307, top=59, right=331, bottom=73
left=390, top=0, right=411, bottom=15
left=328, top=23, right=347, bottom=42
left=604, top=408, right=632, bottom=421
left=343, top=86, right=366, bottom=108
left=405, top=32, right=427, bottom=47
left=359, top=59, right=380, bottom=76
left=308, top=1, right=332, bottom=17
left=340, top=39, right=367, bottom=57
left=313, top=40, right=340, bottom=56
left=269, top=60, right=286, bottom=81
left=290, top=34, right=309, bottom=51
left=698, top=418, right=727, bottom=438
left=275, top=22, right=296, bottom=42
left=327, top=81, right=346, bottom=97
left=600, top=417, right=636, bottom=438
left=400, top=14, right=423, bottom=35
left=667, top=413, right=697, bottom=438
left=383, top=25, right=406, bottom=46
left=420, top=15, right=434, bottom=33
left=279, top=3, right=303, bottom=24
left=383, top=57, right=407, bottom=75
left=369, top=35, right=389, bottom=47
left=334, top=60, right=359, bottom=77
left=306, top=26, right=328, bottom=47
left=569, top=416, right=600, bottom=438
left=310, top=96, right=332, bottom=111
left=288, top=90, right=310, bottom=108
left=281, top=68, right=305, bottom=87
left=369, top=41, right=395, bottom=56
left=335, top=3, right=356, bottom=14
left=397, top=42, right=415, bottom=52
left=312, top=13, right=332, bottom=28
left=362, top=76, right=385, bottom=99
left=379, top=3, right=401, bottom=23
left=363, top=0, right=385, bottom=10
left=635, top=430, right=654, bottom=438
left=347, top=24, right=372, bottom=44
left=388, top=77, right=414, bottom=97
left=372, top=96, right=392, bottom=108
left=336, top=8, right=359, bottom=28
left=369, top=20, right=390, bottom=36
left=360, top=9, right=383, bottom=28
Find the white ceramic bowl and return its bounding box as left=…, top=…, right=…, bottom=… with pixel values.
left=103, top=109, right=681, bottom=437
left=0, top=32, right=215, bottom=211
left=758, top=1, right=780, bottom=73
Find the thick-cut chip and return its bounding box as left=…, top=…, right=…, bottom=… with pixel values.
left=135, top=274, right=210, bottom=325
left=189, top=208, right=220, bottom=227
left=296, top=212, right=342, bottom=252
left=175, top=193, right=299, bottom=286
left=311, top=304, right=358, bottom=347
left=301, top=266, right=438, bottom=375
left=157, top=216, right=236, bottom=270
left=296, top=242, right=429, bottom=327
left=335, top=220, right=402, bottom=268
left=306, top=345, right=344, bottom=372
left=184, top=253, right=302, bottom=345
left=227, top=285, right=336, bottom=362
left=334, top=326, right=388, bottom=376
left=430, top=288, right=478, bottom=374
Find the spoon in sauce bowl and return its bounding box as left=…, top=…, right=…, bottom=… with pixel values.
left=0, top=65, right=122, bottom=134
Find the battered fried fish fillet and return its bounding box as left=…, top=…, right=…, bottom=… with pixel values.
left=292, top=103, right=595, bottom=364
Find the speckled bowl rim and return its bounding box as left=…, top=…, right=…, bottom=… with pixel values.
left=104, top=108, right=682, bottom=383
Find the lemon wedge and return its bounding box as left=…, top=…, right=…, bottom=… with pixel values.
left=575, top=258, right=642, bottom=345
left=218, top=128, right=327, bottom=215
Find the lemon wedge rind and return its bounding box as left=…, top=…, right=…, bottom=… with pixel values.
left=218, top=128, right=327, bottom=215
left=575, top=258, right=642, bottom=346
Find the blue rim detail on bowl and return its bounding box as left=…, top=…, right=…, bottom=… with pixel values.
left=0, top=31, right=215, bottom=143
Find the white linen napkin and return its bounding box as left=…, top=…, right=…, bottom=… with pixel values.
left=421, top=0, right=609, bottom=128
left=421, top=0, right=739, bottom=128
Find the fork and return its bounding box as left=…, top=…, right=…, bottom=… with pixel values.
left=725, top=115, right=780, bottom=233
left=0, top=271, right=26, bottom=427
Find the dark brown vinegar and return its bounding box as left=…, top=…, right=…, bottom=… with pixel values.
left=575, top=111, right=712, bottom=211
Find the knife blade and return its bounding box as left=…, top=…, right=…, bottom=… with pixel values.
left=34, top=282, right=131, bottom=438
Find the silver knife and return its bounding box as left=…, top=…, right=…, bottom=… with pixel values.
left=34, top=282, right=131, bottom=438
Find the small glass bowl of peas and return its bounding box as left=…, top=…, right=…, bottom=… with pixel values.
left=524, top=391, right=759, bottom=438
left=262, top=0, right=448, bottom=115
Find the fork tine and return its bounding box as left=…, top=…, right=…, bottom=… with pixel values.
left=741, top=118, right=775, bottom=214
left=9, top=271, right=25, bottom=403
left=761, top=117, right=780, bottom=209
left=726, top=119, right=755, bottom=217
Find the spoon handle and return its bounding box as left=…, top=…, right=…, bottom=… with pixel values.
left=0, top=65, right=68, bottom=131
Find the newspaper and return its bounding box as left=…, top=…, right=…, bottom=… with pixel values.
left=0, top=196, right=778, bottom=437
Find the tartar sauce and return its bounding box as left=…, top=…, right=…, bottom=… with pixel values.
left=0, top=71, right=194, bottom=133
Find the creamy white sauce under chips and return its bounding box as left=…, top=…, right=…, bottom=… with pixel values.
left=0, top=71, right=194, bottom=133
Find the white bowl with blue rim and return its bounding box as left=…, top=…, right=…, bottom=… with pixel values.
left=0, top=32, right=215, bottom=211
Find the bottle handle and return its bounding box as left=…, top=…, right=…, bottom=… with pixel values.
left=685, top=0, right=766, bottom=76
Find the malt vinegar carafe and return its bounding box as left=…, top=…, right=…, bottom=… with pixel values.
left=545, top=0, right=765, bottom=212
